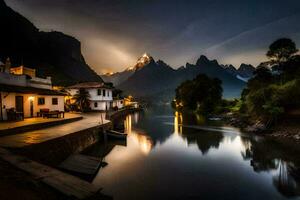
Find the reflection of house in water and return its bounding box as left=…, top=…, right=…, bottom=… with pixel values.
left=124, top=114, right=153, bottom=155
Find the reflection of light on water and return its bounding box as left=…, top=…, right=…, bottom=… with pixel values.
left=174, top=111, right=182, bottom=135
left=124, top=113, right=153, bottom=155
left=130, top=133, right=153, bottom=155
left=133, top=112, right=139, bottom=124
left=124, top=115, right=132, bottom=134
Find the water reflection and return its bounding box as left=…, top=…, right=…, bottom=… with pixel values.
left=173, top=111, right=182, bottom=135
left=89, top=109, right=300, bottom=200
left=124, top=114, right=153, bottom=155
left=240, top=136, right=300, bottom=197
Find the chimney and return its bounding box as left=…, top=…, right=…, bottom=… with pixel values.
left=4, top=57, right=11, bottom=73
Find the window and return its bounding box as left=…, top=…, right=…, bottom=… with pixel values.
left=97, top=89, right=101, bottom=96
left=52, top=98, right=58, bottom=105
left=94, top=102, right=98, bottom=108
left=38, top=97, right=45, bottom=105
left=103, top=89, right=106, bottom=97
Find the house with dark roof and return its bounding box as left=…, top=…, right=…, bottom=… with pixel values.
left=0, top=58, right=65, bottom=121
left=66, top=82, right=116, bottom=111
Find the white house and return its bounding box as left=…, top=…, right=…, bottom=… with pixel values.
left=113, top=98, right=124, bottom=109
left=0, top=58, right=65, bottom=121
left=66, top=82, right=114, bottom=111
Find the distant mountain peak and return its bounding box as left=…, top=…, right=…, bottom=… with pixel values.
left=126, top=53, right=153, bottom=72
left=196, top=55, right=210, bottom=65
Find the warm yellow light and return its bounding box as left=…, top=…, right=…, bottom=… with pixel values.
left=28, top=96, right=34, bottom=101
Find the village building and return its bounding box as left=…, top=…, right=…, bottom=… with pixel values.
left=66, top=82, right=117, bottom=111
left=0, top=58, right=65, bottom=121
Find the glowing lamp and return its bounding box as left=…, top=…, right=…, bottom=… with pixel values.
left=28, top=96, right=34, bottom=101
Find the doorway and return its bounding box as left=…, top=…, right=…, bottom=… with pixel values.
left=15, top=96, right=24, bottom=113
left=15, top=96, right=24, bottom=118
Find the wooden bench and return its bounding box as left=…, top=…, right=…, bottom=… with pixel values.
left=43, top=111, right=65, bottom=118
left=37, top=109, right=50, bottom=117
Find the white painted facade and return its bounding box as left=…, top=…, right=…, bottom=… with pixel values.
left=113, top=99, right=124, bottom=109
left=66, top=85, right=113, bottom=111
left=0, top=71, right=52, bottom=89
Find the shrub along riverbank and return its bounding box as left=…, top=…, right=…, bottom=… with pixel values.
left=173, top=38, right=300, bottom=142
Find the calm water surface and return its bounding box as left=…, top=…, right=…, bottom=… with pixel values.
left=89, top=107, right=300, bottom=200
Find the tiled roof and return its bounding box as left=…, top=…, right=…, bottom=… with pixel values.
left=67, top=82, right=113, bottom=89
left=0, top=84, right=65, bottom=96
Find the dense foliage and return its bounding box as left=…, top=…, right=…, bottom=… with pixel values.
left=173, top=74, right=223, bottom=114
left=241, top=38, right=300, bottom=125
left=72, top=88, right=91, bottom=112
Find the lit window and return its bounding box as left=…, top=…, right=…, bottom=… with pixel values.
left=38, top=97, right=45, bottom=105
left=52, top=98, right=58, bottom=105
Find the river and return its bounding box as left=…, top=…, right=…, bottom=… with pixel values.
left=86, top=107, right=300, bottom=200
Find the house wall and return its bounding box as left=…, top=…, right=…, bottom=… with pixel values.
left=88, top=88, right=112, bottom=101
left=113, top=100, right=124, bottom=109
left=90, top=101, right=110, bottom=111
left=67, top=88, right=113, bottom=111
left=1, top=92, right=64, bottom=120
left=0, top=72, right=52, bottom=89
left=0, top=72, right=27, bottom=87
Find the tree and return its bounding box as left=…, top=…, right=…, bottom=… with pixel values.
left=72, top=88, right=91, bottom=112
left=174, top=74, right=222, bottom=114
left=113, top=89, right=123, bottom=98
left=247, top=65, right=273, bottom=91
left=267, top=38, right=298, bottom=66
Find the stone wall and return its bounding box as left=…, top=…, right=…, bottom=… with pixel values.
left=13, top=122, right=112, bottom=166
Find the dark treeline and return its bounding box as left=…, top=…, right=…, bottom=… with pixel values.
left=173, top=38, right=300, bottom=127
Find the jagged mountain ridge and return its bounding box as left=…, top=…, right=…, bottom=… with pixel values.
left=222, top=63, right=255, bottom=80
left=105, top=54, right=247, bottom=100
left=0, top=0, right=102, bottom=85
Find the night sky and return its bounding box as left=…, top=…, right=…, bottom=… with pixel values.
left=7, top=0, right=300, bottom=74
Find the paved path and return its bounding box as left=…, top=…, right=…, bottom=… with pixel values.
left=0, top=113, right=109, bottom=148
left=0, top=113, right=81, bottom=131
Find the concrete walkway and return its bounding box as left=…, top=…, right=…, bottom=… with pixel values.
left=0, top=113, right=81, bottom=131
left=0, top=113, right=109, bottom=148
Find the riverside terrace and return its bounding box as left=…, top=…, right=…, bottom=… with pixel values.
left=0, top=112, right=110, bottom=148
left=0, top=112, right=112, bottom=199
left=0, top=113, right=82, bottom=136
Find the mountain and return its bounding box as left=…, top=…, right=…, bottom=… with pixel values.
left=177, top=56, right=246, bottom=98
left=0, top=0, right=102, bottom=85
left=222, top=63, right=255, bottom=82
left=102, top=53, right=152, bottom=85
left=237, top=63, right=255, bottom=78
left=120, top=55, right=178, bottom=98
left=113, top=54, right=246, bottom=101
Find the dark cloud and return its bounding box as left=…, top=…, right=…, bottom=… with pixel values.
left=7, top=0, right=300, bottom=73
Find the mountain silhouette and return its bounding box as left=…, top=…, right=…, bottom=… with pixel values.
left=0, top=0, right=102, bottom=85
left=103, top=54, right=247, bottom=100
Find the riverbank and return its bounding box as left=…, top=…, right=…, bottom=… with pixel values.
left=223, top=112, right=300, bottom=143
